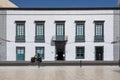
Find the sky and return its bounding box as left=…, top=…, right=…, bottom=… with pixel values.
left=10, top=0, right=118, bottom=8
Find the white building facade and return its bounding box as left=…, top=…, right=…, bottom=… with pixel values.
left=0, top=8, right=119, bottom=61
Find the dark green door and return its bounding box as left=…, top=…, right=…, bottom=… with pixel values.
left=16, top=47, right=25, bottom=61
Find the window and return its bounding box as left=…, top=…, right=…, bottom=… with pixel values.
left=35, top=21, right=45, bottom=42
left=15, top=21, right=25, bottom=42
left=36, top=47, right=44, bottom=59
left=76, top=47, right=85, bottom=59
left=75, top=21, right=85, bottom=42
left=55, top=21, right=65, bottom=40
left=94, top=21, right=104, bottom=42
left=16, top=47, right=25, bottom=61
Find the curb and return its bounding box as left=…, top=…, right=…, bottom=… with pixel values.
left=0, top=61, right=119, bottom=66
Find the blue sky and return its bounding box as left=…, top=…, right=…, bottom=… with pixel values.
left=10, top=0, right=118, bottom=8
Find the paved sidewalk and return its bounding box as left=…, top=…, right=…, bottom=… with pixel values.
left=0, top=66, right=119, bottom=80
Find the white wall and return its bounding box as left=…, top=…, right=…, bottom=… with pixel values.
left=113, top=10, right=120, bottom=61
left=6, top=10, right=114, bottom=61
left=0, top=10, right=7, bottom=61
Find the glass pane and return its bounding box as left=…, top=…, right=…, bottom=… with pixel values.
left=36, top=47, right=39, bottom=54
left=76, top=24, right=84, bottom=35
left=21, top=24, right=24, bottom=35
left=76, top=47, right=84, bottom=59
left=21, top=49, right=24, bottom=54
left=17, top=49, right=21, bottom=54
left=96, top=24, right=103, bottom=36
left=17, top=24, right=20, bottom=35
left=36, top=24, right=44, bottom=35
left=17, top=48, right=24, bottom=54
left=36, top=47, right=44, bottom=59
left=17, top=24, right=24, bottom=36
left=56, top=24, right=64, bottom=35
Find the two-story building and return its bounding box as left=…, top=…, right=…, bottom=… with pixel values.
left=0, top=7, right=120, bottom=61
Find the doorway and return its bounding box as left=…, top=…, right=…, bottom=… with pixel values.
left=55, top=42, right=65, bottom=61
left=95, top=46, right=104, bottom=60
left=57, top=51, right=64, bottom=60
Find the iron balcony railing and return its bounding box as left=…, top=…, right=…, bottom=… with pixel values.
left=35, top=35, right=45, bottom=42
left=75, top=35, right=85, bottom=42
left=52, top=35, right=68, bottom=41
left=16, top=35, right=25, bottom=42
left=94, top=35, right=104, bottom=42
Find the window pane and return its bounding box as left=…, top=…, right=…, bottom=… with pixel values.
left=76, top=24, right=84, bottom=35
left=94, top=22, right=104, bottom=42
left=21, top=24, right=24, bottom=35
left=35, top=23, right=44, bottom=42
left=75, top=22, right=85, bottom=42
left=96, top=24, right=103, bottom=36
left=17, top=23, right=24, bottom=36
left=21, top=49, right=24, bottom=54
left=17, top=49, right=21, bottom=54
left=36, top=47, right=44, bottom=59
left=17, top=48, right=24, bottom=54
left=56, top=24, right=64, bottom=35
left=15, top=21, right=25, bottom=42
left=76, top=47, right=84, bottom=59
left=36, top=24, right=44, bottom=35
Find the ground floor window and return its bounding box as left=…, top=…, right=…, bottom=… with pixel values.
left=36, top=47, right=44, bottom=59
left=76, top=47, right=85, bottom=59
left=16, top=47, right=25, bottom=61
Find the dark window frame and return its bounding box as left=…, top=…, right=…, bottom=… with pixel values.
left=35, top=21, right=45, bottom=42
left=16, top=47, right=25, bottom=61
left=75, top=21, right=85, bottom=42
left=35, top=47, right=45, bottom=59
left=76, top=46, right=85, bottom=59
left=94, top=21, right=104, bottom=42
left=55, top=21, right=65, bottom=41
left=15, top=21, right=26, bottom=42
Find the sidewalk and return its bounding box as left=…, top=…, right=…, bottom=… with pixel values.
left=0, top=66, right=119, bottom=80
left=0, top=61, right=119, bottom=66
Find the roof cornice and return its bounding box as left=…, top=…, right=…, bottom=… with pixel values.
left=0, top=7, right=119, bottom=10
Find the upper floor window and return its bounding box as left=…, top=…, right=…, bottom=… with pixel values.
left=75, top=21, right=85, bottom=42
left=35, top=21, right=45, bottom=42
left=15, top=21, right=25, bottom=42
left=55, top=21, right=65, bottom=40
left=94, top=21, right=104, bottom=42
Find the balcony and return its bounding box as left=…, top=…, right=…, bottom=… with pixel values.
left=16, top=35, right=25, bottom=42
left=35, top=35, right=45, bottom=42
left=52, top=35, right=68, bottom=42
left=94, top=35, right=104, bottom=42
left=75, top=35, right=85, bottom=42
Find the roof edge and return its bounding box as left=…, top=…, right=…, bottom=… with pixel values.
left=0, top=7, right=119, bottom=10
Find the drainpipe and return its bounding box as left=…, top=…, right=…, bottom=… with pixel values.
left=118, top=6, right=120, bottom=67
left=118, top=0, right=120, bottom=66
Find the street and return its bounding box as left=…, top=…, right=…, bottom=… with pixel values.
left=0, top=66, right=119, bottom=80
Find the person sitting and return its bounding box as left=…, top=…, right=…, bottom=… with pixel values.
left=37, top=53, right=42, bottom=62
